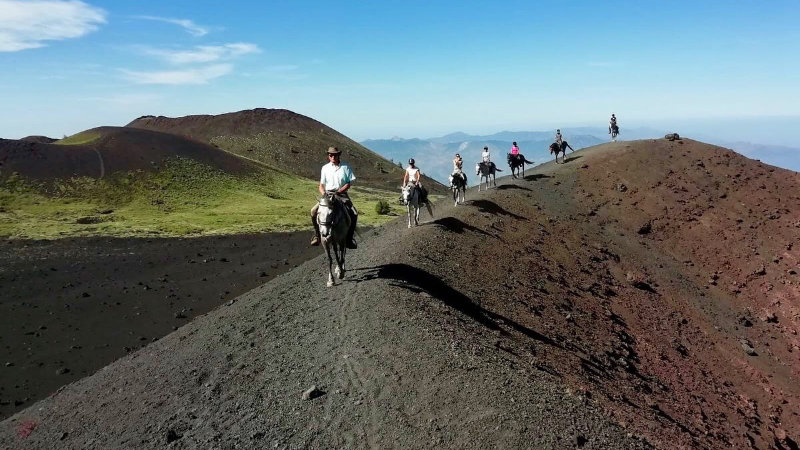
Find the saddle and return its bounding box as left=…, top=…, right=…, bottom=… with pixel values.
left=479, top=161, right=496, bottom=171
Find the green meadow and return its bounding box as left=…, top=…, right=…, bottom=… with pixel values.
left=0, top=157, right=413, bottom=239
left=54, top=131, right=101, bottom=145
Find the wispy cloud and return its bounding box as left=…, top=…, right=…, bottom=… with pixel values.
left=133, top=15, right=209, bottom=37
left=0, top=0, right=106, bottom=52
left=144, top=43, right=260, bottom=64
left=121, top=64, right=233, bottom=85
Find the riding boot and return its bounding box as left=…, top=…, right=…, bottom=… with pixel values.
left=310, top=212, right=321, bottom=246
left=346, top=207, right=358, bottom=249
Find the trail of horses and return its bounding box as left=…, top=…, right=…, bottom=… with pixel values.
left=5, top=139, right=798, bottom=449
left=0, top=162, right=647, bottom=449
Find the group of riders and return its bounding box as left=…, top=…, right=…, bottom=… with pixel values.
left=309, top=114, right=620, bottom=248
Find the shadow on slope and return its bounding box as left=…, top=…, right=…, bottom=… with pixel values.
left=469, top=199, right=527, bottom=220
left=496, top=184, right=532, bottom=191
left=425, top=217, right=493, bottom=237
left=358, top=264, right=557, bottom=347
left=524, top=173, right=551, bottom=181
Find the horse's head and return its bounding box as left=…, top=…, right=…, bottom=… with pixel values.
left=549, top=143, right=558, bottom=154
left=316, top=192, right=340, bottom=237
left=401, top=184, right=414, bottom=205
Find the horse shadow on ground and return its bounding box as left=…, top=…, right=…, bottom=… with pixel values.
left=469, top=199, right=527, bottom=221
left=496, top=184, right=531, bottom=191
left=563, top=155, right=584, bottom=164
left=524, top=174, right=551, bottom=182
left=425, top=217, right=493, bottom=237
left=357, top=264, right=557, bottom=347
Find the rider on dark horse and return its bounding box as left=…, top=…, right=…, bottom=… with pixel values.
left=609, top=114, right=618, bottom=135
left=480, top=146, right=497, bottom=172
left=449, top=153, right=466, bottom=187
left=310, top=146, right=358, bottom=249
left=403, top=158, right=428, bottom=204
left=509, top=141, right=522, bottom=165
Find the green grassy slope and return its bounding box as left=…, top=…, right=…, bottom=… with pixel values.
left=0, top=157, right=411, bottom=239
left=127, top=109, right=446, bottom=193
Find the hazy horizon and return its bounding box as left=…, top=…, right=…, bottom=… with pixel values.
left=2, top=0, right=799, bottom=152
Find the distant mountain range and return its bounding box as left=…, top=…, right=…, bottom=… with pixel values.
left=363, top=127, right=800, bottom=184
left=363, top=129, right=616, bottom=185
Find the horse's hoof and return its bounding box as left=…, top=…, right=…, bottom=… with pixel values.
left=326, top=281, right=334, bottom=287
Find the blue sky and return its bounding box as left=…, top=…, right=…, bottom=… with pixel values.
left=1, top=0, right=799, bottom=146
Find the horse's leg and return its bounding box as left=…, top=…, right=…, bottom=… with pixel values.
left=325, top=243, right=335, bottom=287
left=337, top=244, right=346, bottom=279
left=407, top=203, right=412, bottom=228
left=415, top=205, right=420, bottom=226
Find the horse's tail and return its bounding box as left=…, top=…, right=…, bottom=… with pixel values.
left=495, top=167, right=503, bottom=172
left=425, top=201, right=434, bottom=217
left=524, top=158, right=535, bottom=164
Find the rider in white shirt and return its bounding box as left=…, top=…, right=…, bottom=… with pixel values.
left=481, top=146, right=491, bottom=163
left=403, top=158, right=428, bottom=203
left=310, top=146, right=358, bottom=249
left=449, top=153, right=465, bottom=187
left=555, top=129, right=563, bottom=146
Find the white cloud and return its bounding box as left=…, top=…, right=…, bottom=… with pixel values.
left=145, top=43, right=260, bottom=64
left=0, top=0, right=106, bottom=52
left=121, top=64, right=233, bottom=85
left=133, top=15, right=208, bottom=37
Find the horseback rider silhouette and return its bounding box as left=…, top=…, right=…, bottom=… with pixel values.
left=609, top=114, right=618, bottom=136
left=310, top=146, right=358, bottom=249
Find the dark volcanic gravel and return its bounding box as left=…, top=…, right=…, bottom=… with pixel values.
left=0, top=232, right=320, bottom=419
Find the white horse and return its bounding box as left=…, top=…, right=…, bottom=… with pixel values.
left=476, top=162, right=502, bottom=191
left=401, top=184, right=422, bottom=228
left=316, top=192, right=350, bottom=287
left=449, top=171, right=467, bottom=206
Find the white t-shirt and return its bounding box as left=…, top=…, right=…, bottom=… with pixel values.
left=320, top=162, right=356, bottom=191
left=481, top=150, right=490, bottom=162
left=406, top=166, right=421, bottom=184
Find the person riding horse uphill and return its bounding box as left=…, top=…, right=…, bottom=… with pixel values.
left=310, top=146, right=358, bottom=249
left=403, top=158, right=428, bottom=204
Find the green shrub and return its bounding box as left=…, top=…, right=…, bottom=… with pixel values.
left=375, top=200, right=390, bottom=215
